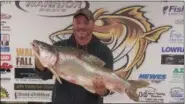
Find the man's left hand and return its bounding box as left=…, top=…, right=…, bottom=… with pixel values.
left=93, top=76, right=108, bottom=96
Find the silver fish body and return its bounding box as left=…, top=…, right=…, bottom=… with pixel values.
left=54, top=49, right=131, bottom=92
left=31, top=40, right=149, bottom=102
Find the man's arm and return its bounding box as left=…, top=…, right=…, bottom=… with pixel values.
left=93, top=43, right=114, bottom=96
left=101, top=45, right=114, bottom=70
left=101, top=44, right=114, bottom=96
left=35, top=40, right=67, bottom=80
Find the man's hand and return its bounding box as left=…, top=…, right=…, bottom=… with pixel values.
left=92, top=76, right=108, bottom=96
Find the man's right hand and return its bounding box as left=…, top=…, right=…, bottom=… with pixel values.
left=35, top=58, right=45, bottom=71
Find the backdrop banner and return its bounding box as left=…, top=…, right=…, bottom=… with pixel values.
left=0, top=1, right=184, bottom=103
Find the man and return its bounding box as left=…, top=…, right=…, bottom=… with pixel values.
left=34, top=8, right=114, bottom=104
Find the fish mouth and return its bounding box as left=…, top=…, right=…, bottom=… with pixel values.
left=31, top=42, right=40, bottom=55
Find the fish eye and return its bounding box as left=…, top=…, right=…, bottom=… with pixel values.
left=95, top=20, right=104, bottom=26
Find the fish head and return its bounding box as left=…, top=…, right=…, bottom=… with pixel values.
left=31, top=40, right=58, bottom=67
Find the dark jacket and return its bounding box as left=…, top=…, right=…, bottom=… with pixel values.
left=36, top=34, right=114, bottom=104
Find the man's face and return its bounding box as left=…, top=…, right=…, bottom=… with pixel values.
left=73, top=15, right=94, bottom=45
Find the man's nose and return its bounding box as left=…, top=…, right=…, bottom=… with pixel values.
left=78, top=24, right=85, bottom=29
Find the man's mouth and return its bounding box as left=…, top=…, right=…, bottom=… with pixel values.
left=77, top=31, right=87, bottom=34
left=76, top=33, right=89, bottom=39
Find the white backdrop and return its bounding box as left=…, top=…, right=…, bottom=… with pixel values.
left=0, top=1, right=184, bottom=103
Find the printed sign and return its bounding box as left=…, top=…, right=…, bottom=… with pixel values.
left=169, top=87, right=184, bottom=103
left=0, top=34, right=10, bottom=52
left=169, top=68, right=184, bottom=83
left=138, top=87, right=165, bottom=103
left=15, top=48, right=34, bottom=68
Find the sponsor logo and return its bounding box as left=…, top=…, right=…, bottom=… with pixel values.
left=1, top=21, right=6, bottom=24
left=138, top=74, right=166, bottom=84
left=169, top=30, right=184, bottom=43
left=1, top=25, right=11, bottom=32
left=14, top=84, right=53, bottom=91
left=1, top=13, right=12, bottom=32
left=15, top=1, right=90, bottom=17
left=15, top=68, right=44, bottom=79
left=161, top=47, right=184, bottom=53
left=0, top=33, right=10, bottom=52
left=0, top=77, right=11, bottom=81
left=15, top=48, right=45, bottom=80
left=170, top=87, right=184, bottom=103
left=0, top=87, right=9, bottom=99
left=169, top=68, right=184, bottom=83
left=1, top=54, right=11, bottom=61
left=1, top=13, right=12, bottom=20
left=163, top=5, right=184, bottom=15
left=0, top=62, right=13, bottom=74
left=15, top=91, right=52, bottom=99
left=138, top=87, right=165, bottom=103
left=16, top=48, right=34, bottom=68
left=161, top=54, right=184, bottom=65
left=175, top=19, right=183, bottom=25
left=15, top=78, right=44, bottom=82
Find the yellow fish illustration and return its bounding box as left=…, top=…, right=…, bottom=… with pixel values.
left=49, top=6, right=172, bottom=80
left=0, top=87, right=9, bottom=98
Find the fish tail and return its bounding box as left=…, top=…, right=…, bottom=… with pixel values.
left=125, top=80, right=150, bottom=102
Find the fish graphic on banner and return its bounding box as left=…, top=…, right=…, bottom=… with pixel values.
left=47, top=6, right=171, bottom=102
left=49, top=6, right=172, bottom=80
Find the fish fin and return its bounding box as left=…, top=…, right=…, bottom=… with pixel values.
left=93, top=8, right=108, bottom=20
left=125, top=80, right=150, bottom=102
left=112, top=73, right=123, bottom=80
left=136, top=54, right=145, bottom=69
left=52, top=75, right=56, bottom=80
left=143, top=26, right=172, bottom=42
left=110, top=85, right=125, bottom=94
left=107, top=73, right=129, bottom=93
left=49, top=29, right=73, bottom=42
left=33, top=50, right=48, bottom=67
left=48, top=66, right=62, bottom=84
left=113, top=6, right=153, bottom=31
left=127, top=80, right=150, bottom=88
left=82, top=54, right=106, bottom=67
left=125, top=86, right=139, bottom=102
left=83, top=85, right=96, bottom=93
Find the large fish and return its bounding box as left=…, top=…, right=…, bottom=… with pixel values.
left=49, top=6, right=172, bottom=79
left=31, top=40, right=149, bottom=102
